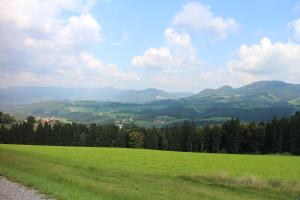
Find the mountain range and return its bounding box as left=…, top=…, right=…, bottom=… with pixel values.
left=1, top=80, right=300, bottom=126
left=194, top=81, right=300, bottom=100
left=0, top=87, right=193, bottom=104
left=189, top=80, right=300, bottom=106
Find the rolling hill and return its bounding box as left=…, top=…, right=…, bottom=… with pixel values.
left=0, top=87, right=192, bottom=104
left=2, top=80, right=300, bottom=126
left=193, top=81, right=300, bottom=101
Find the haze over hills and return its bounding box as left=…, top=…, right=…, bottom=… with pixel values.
left=189, top=80, right=300, bottom=106
left=0, top=87, right=193, bottom=104
left=1, top=80, right=300, bottom=126
left=2, top=80, right=300, bottom=105
left=194, top=81, right=300, bottom=100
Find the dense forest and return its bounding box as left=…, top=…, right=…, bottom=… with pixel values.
left=0, top=111, right=300, bottom=155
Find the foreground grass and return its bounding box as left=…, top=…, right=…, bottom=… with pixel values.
left=0, top=144, right=299, bottom=200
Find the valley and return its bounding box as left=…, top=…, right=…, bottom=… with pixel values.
left=2, top=81, right=299, bottom=127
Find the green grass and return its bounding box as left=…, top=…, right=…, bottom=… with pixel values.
left=0, top=144, right=299, bottom=200
left=289, top=98, right=300, bottom=106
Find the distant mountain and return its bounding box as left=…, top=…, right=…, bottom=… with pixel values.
left=2, top=81, right=300, bottom=126
left=0, top=87, right=193, bottom=104
left=190, top=81, right=300, bottom=106
left=116, top=88, right=192, bottom=103
left=237, top=81, right=300, bottom=99
left=197, top=85, right=235, bottom=97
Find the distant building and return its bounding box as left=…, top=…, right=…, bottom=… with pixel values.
left=114, top=123, right=124, bottom=129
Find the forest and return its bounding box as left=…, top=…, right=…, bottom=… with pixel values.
left=0, top=111, right=300, bottom=155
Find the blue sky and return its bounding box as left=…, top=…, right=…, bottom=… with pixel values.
left=1, top=0, right=300, bottom=92
left=93, top=0, right=293, bottom=66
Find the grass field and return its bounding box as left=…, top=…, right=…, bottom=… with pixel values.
left=0, top=144, right=299, bottom=200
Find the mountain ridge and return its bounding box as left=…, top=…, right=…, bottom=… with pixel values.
left=193, top=80, right=300, bottom=100
left=0, top=86, right=193, bottom=104
left=2, top=80, right=300, bottom=125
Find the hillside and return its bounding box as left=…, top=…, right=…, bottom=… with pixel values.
left=190, top=81, right=300, bottom=104
left=2, top=81, right=300, bottom=125
left=183, top=81, right=300, bottom=120
left=0, top=145, right=299, bottom=200
left=0, top=87, right=192, bottom=104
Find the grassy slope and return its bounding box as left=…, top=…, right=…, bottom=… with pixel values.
left=0, top=144, right=299, bottom=200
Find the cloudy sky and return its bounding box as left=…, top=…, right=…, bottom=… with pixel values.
left=1, top=0, right=300, bottom=92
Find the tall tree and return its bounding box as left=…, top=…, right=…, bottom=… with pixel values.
left=222, top=118, right=240, bottom=153
left=127, top=131, right=144, bottom=148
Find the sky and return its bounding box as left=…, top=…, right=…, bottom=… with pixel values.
left=1, top=0, right=300, bottom=92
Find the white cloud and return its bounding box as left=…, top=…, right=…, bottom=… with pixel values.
left=79, top=51, right=140, bottom=81
left=172, top=2, right=238, bottom=39
left=191, top=37, right=300, bottom=89
left=228, top=37, right=300, bottom=82
left=164, top=28, right=191, bottom=47
left=0, top=50, right=140, bottom=88
left=0, top=0, right=79, bottom=29
left=59, top=14, right=102, bottom=46
left=177, top=19, right=300, bottom=90
left=132, top=47, right=173, bottom=69
left=0, top=0, right=139, bottom=87
left=151, top=36, right=300, bottom=91
left=288, top=18, right=300, bottom=42
left=132, top=28, right=200, bottom=70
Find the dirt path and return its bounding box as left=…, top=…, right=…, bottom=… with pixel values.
left=0, top=177, right=54, bottom=200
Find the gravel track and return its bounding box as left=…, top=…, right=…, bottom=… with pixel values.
left=0, top=177, right=54, bottom=200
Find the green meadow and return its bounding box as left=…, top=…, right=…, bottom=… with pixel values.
left=0, top=144, right=299, bottom=200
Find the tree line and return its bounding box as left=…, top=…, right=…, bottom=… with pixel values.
left=0, top=111, right=300, bottom=155
left=0, top=111, right=15, bottom=124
